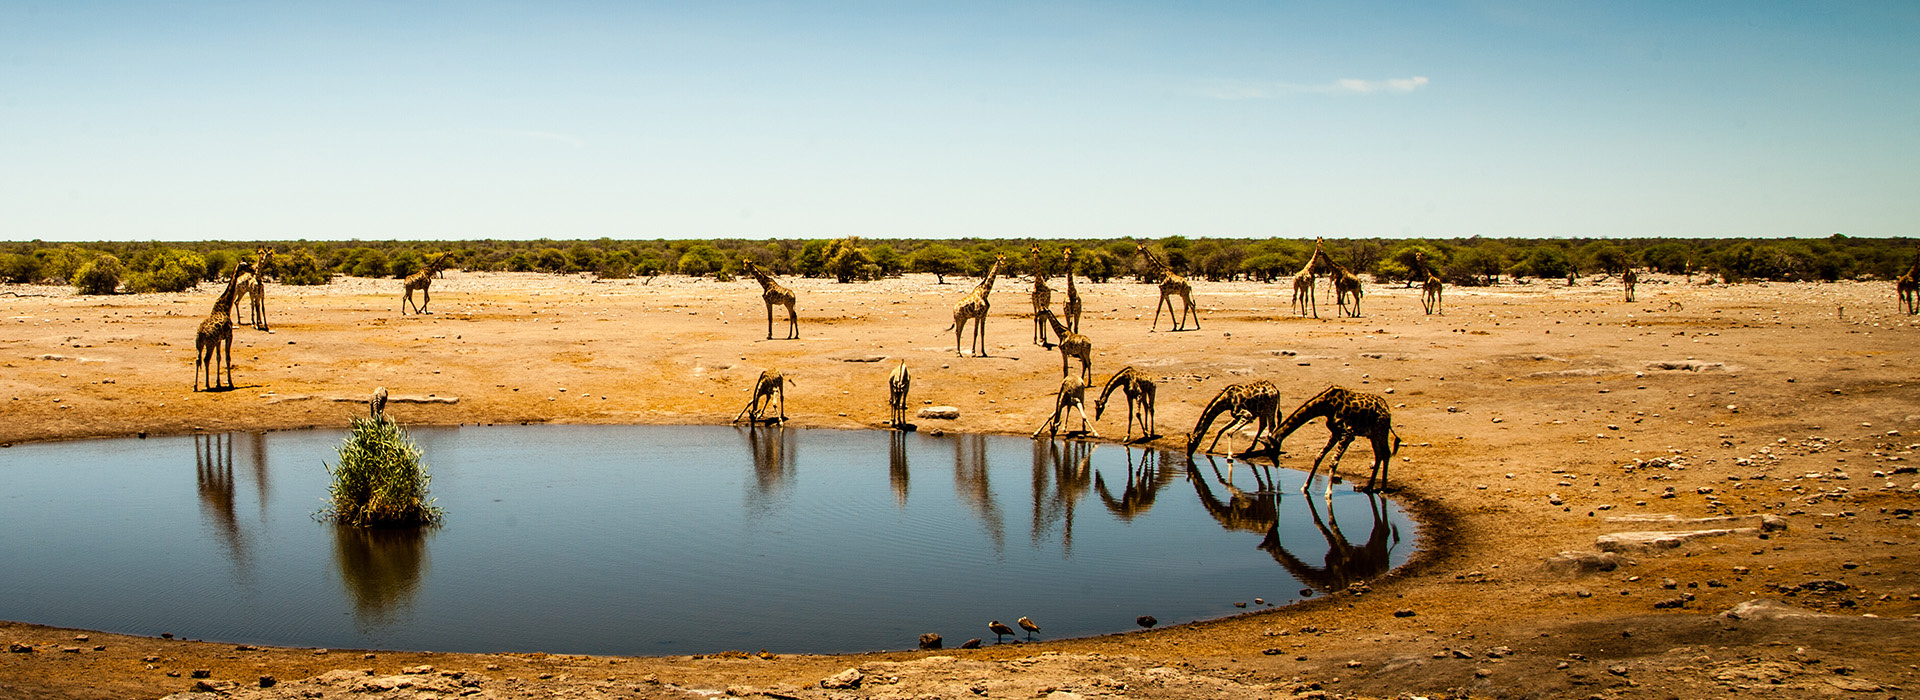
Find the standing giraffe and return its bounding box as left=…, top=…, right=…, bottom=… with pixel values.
left=1032, top=374, right=1098, bottom=439
left=1317, top=248, right=1365, bottom=318
left=401, top=254, right=451, bottom=315
left=887, top=359, right=911, bottom=428
left=947, top=255, right=1006, bottom=357
left=1135, top=244, right=1198, bottom=331
left=1093, top=365, right=1156, bottom=442
left=732, top=369, right=792, bottom=424
left=741, top=259, right=799, bottom=339
left=1185, top=380, right=1282, bottom=459
left=1035, top=309, right=1092, bottom=381
left=1060, top=247, right=1083, bottom=334
left=1623, top=267, right=1638, bottom=302
left=1291, top=239, right=1324, bottom=318
left=240, top=246, right=275, bottom=331
left=1899, top=246, right=1920, bottom=315
left=1028, top=245, right=1055, bottom=348
left=195, top=262, right=252, bottom=392
left=1416, top=251, right=1444, bottom=315
left=1271, top=386, right=1401, bottom=495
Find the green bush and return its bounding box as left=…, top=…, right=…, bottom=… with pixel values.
left=321, top=417, right=443, bottom=527
left=278, top=248, right=332, bottom=285
left=0, top=253, right=40, bottom=283
left=71, top=255, right=124, bottom=295
left=126, top=249, right=206, bottom=293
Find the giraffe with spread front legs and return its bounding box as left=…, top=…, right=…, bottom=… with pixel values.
left=1185, top=380, right=1282, bottom=459
left=1032, top=374, right=1098, bottom=439
left=195, top=262, right=251, bottom=392
left=947, top=255, right=1005, bottom=357
left=733, top=369, right=792, bottom=424
left=1094, top=365, right=1156, bottom=442
left=1028, top=245, right=1055, bottom=348
left=1135, top=244, right=1198, bottom=331
left=401, top=254, right=452, bottom=315
left=1271, top=386, right=1401, bottom=495
left=741, top=259, right=799, bottom=339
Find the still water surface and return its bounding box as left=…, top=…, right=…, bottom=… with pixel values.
left=0, top=425, right=1415, bottom=655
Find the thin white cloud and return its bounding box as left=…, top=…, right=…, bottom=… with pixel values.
left=1197, top=76, right=1430, bottom=99
left=462, top=128, right=586, bottom=148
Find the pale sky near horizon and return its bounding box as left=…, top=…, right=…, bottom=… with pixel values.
left=2, top=2, right=1915, bottom=242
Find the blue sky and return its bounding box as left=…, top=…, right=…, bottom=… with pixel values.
left=2, top=1, right=1915, bottom=242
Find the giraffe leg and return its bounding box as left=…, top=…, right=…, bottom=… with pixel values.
left=1323, top=434, right=1356, bottom=496
left=1151, top=295, right=1166, bottom=330
left=1301, top=431, right=1345, bottom=492
left=421, top=287, right=432, bottom=314
left=1075, top=401, right=1098, bottom=437
left=786, top=303, right=798, bottom=339
left=1366, top=430, right=1395, bottom=491
left=766, top=303, right=775, bottom=340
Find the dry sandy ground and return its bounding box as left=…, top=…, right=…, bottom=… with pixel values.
left=2, top=270, right=1918, bottom=700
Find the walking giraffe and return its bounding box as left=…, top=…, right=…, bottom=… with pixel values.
left=947, top=255, right=1006, bottom=357
left=732, top=369, right=792, bottom=424
left=740, top=259, right=799, bottom=339
left=1416, top=251, right=1443, bottom=315
left=1271, top=386, right=1401, bottom=495
left=1035, top=308, right=1092, bottom=382
left=887, top=359, right=911, bottom=428
left=240, top=246, right=275, bottom=331
left=1899, top=246, right=1920, bottom=315
left=1060, top=247, right=1083, bottom=334
left=1093, top=365, right=1156, bottom=442
left=1291, top=239, right=1324, bottom=318
left=1135, top=244, right=1198, bottom=331
left=1028, top=245, right=1055, bottom=348
left=400, top=253, right=452, bottom=315
left=1185, top=380, right=1282, bottom=459
left=1316, top=247, right=1365, bottom=318
left=195, top=262, right=252, bottom=392
left=1623, top=268, right=1638, bottom=302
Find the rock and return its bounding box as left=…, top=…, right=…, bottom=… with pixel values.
left=1654, top=596, right=1691, bottom=609
left=190, top=669, right=211, bottom=679
left=821, top=667, right=864, bottom=690
left=1543, top=550, right=1631, bottom=574
left=1645, top=360, right=1726, bottom=372
left=7, top=643, right=32, bottom=653
left=1722, top=599, right=1834, bottom=620
left=259, top=675, right=276, bottom=688
left=834, top=355, right=887, bottom=363
left=1136, top=616, right=1158, bottom=628
left=402, top=665, right=434, bottom=674
left=193, top=680, right=239, bottom=693
left=1393, top=609, right=1417, bottom=618
left=918, top=406, right=960, bottom=420
left=959, top=638, right=983, bottom=649
left=1596, top=528, right=1756, bottom=552
left=1799, top=579, right=1850, bottom=592
left=918, top=633, right=942, bottom=650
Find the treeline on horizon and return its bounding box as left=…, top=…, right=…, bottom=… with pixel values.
left=2, top=235, right=1915, bottom=295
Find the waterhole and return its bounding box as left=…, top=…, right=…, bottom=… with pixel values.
left=0, top=425, right=1416, bottom=654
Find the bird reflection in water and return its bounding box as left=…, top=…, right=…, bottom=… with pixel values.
left=1030, top=439, right=1094, bottom=555
left=741, top=424, right=796, bottom=516
left=1264, top=490, right=1401, bottom=595
left=332, top=525, right=432, bottom=632
left=1094, top=447, right=1178, bottom=521
left=194, top=433, right=250, bottom=580
left=952, top=433, right=1004, bottom=554
left=888, top=430, right=910, bottom=508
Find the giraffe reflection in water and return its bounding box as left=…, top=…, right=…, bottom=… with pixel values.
left=1029, top=439, right=1095, bottom=555
left=741, top=424, right=797, bottom=516
left=1186, top=455, right=1402, bottom=596
left=952, top=434, right=1004, bottom=554
left=332, top=525, right=431, bottom=632
left=1093, top=447, right=1178, bottom=521
left=888, top=431, right=910, bottom=508
left=194, top=433, right=250, bottom=579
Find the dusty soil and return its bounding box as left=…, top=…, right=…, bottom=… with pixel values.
left=2, top=270, right=1917, bottom=700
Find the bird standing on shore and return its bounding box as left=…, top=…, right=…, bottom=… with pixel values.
left=1017, top=616, right=1040, bottom=640
left=988, top=620, right=1015, bottom=643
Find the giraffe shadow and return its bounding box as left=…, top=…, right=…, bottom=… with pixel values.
left=890, top=422, right=919, bottom=432
left=198, top=384, right=256, bottom=394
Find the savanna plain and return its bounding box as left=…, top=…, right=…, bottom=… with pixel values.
left=2, top=270, right=1917, bottom=700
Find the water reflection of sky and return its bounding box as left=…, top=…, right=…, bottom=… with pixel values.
left=0, top=425, right=1415, bottom=655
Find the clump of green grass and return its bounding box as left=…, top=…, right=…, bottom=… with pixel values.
left=321, top=417, right=442, bottom=527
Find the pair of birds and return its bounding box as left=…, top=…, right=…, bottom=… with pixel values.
left=987, top=616, right=1041, bottom=643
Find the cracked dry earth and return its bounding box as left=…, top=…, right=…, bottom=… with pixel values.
left=3, top=271, right=1919, bottom=700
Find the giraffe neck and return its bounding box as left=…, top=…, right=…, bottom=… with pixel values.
left=1042, top=311, right=1069, bottom=336
left=1096, top=370, right=1130, bottom=405
left=1275, top=388, right=1343, bottom=441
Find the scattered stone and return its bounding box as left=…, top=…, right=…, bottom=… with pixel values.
left=1136, top=616, right=1158, bottom=629
left=1596, top=528, right=1759, bottom=552
left=960, top=638, right=983, bottom=649
left=821, top=667, right=864, bottom=690
left=1544, top=550, right=1631, bottom=574
left=919, top=633, right=942, bottom=650
left=190, top=669, right=211, bottom=679
left=1262, top=648, right=1283, bottom=656
left=1721, top=599, right=1834, bottom=620
left=1799, top=579, right=1850, bottom=592
left=917, top=406, right=960, bottom=420
left=7, top=643, right=31, bottom=653
left=1393, top=609, right=1417, bottom=618
left=193, top=680, right=239, bottom=693
left=259, top=675, right=276, bottom=688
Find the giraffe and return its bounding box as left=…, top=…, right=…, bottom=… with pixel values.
left=1035, top=308, right=1092, bottom=382
left=1896, top=246, right=1917, bottom=315
left=401, top=254, right=451, bottom=315
left=947, top=255, right=1006, bottom=357
left=888, top=359, right=911, bottom=428
left=370, top=386, right=389, bottom=422
left=1623, top=267, right=1638, bottom=302
left=1185, top=380, right=1282, bottom=459
left=1134, top=244, right=1199, bottom=331
left=1271, top=386, right=1401, bottom=494
left=1032, top=374, right=1098, bottom=439
left=1317, top=248, right=1365, bottom=318
left=1417, top=251, right=1444, bottom=315
left=732, top=369, right=792, bottom=424
left=1028, top=245, right=1055, bottom=347
left=240, top=246, right=275, bottom=331
left=1093, top=365, right=1156, bottom=442
left=741, top=259, right=799, bottom=339
left=1060, top=247, right=1083, bottom=334
left=1291, top=239, right=1324, bottom=318
left=195, top=262, right=251, bottom=392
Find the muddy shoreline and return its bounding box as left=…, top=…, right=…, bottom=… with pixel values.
left=3, top=272, right=1918, bottom=699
